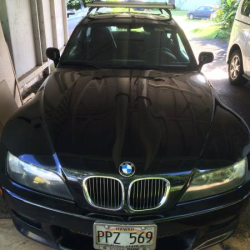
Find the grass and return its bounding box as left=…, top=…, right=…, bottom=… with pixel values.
left=171, top=10, right=229, bottom=40
left=171, top=10, right=188, bottom=17
left=191, top=25, right=230, bottom=39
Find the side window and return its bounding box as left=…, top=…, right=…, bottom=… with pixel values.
left=177, top=34, right=190, bottom=62
left=197, top=7, right=205, bottom=11
left=242, top=0, right=250, bottom=17
left=67, top=28, right=90, bottom=61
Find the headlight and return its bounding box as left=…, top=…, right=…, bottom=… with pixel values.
left=7, top=153, right=73, bottom=200
left=180, top=158, right=248, bottom=202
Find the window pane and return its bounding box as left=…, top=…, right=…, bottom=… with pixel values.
left=177, top=34, right=190, bottom=63
left=242, top=0, right=250, bottom=17
left=61, top=24, right=194, bottom=70
left=197, top=7, right=205, bottom=11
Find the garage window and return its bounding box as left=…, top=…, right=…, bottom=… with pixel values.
left=241, top=0, right=250, bottom=17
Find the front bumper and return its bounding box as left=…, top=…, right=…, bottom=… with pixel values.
left=2, top=180, right=250, bottom=250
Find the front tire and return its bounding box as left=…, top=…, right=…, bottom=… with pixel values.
left=189, top=14, right=194, bottom=20
left=228, top=50, right=248, bottom=85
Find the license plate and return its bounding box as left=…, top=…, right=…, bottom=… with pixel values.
left=94, top=223, right=157, bottom=250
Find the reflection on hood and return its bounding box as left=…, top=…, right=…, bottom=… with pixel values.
left=43, top=69, right=213, bottom=170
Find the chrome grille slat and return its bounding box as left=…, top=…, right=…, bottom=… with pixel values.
left=129, top=178, right=170, bottom=211
left=111, top=179, right=113, bottom=207
left=150, top=179, right=153, bottom=208
left=95, top=178, right=99, bottom=204
left=92, top=179, right=95, bottom=203
left=136, top=181, right=139, bottom=209
left=147, top=179, right=150, bottom=208
left=154, top=179, right=157, bottom=207
left=83, top=177, right=123, bottom=210
left=103, top=180, right=106, bottom=207
left=117, top=179, right=120, bottom=208
left=99, top=178, right=100, bottom=207
left=107, top=178, right=109, bottom=207
left=144, top=181, right=146, bottom=208
left=140, top=180, right=142, bottom=210
left=157, top=179, right=161, bottom=204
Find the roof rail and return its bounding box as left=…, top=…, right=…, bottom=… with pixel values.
left=84, top=1, right=175, bottom=9
left=84, top=1, right=175, bottom=19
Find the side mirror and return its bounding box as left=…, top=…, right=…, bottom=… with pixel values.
left=198, top=52, right=214, bottom=70
left=46, top=47, right=60, bottom=67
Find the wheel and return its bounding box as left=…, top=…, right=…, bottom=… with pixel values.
left=189, top=14, right=194, bottom=20
left=228, top=50, right=248, bottom=85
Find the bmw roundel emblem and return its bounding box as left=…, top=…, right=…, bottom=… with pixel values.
left=119, top=162, right=135, bottom=177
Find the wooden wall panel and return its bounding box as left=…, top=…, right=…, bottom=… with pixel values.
left=51, top=0, right=67, bottom=49
left=37, top=0, right=54, bottom=62
left=0, top=23, right=21, bottom=135
left=0, top=0, right=68, bottom=87
left=0, top=23, right=22, bottom=107
left=5, top=0, right=37, bottom=78
left=0, top=80, right=18, bottom=128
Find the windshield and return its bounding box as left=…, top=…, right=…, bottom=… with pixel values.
left=60, top=23, right=196, bottom=71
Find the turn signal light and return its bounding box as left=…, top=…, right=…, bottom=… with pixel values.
left=0, top=188, right=2, bottom=196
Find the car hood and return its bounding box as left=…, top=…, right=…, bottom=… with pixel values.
left=41, top=69, right=214, bottom=172
left=3, top=69, right=250, bottom=175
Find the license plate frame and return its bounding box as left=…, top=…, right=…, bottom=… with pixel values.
left=93, top=222, right=157, bottom=250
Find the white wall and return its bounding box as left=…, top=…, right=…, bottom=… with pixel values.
left=37, top=0, right=54, bottom=62
left=0, top=0, right=68, bottom=88
left=51, top=0, right=67, bottom=49
left=5, top=0, right=37, bottom=78
left=0, top=23, right=22, bottom=109
left=176, top=0, right=220, bottom=10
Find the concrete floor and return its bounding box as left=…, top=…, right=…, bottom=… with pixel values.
left=0, top=220, right=51, bottom=250
left=1, top=38, right=250, bottom=249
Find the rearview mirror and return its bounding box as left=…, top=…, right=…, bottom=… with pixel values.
left=46, top=47, right=60, bottom=67
left=198, top=52, right=214, bottom=70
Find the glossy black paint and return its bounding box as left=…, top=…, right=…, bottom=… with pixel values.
left=46, top=48, right=61, bottom=67
left=1, top=12, right=250, bottom=250
left=2, top=176, right=250, bottom=250
left=2, top=69, right=250, bottom=169
left=198, top=52, right=214, bottom=70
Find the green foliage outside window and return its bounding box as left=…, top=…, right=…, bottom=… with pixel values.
left=215, top=0, right=239, bottom=31
left=67, top=0, right=81, bottom=10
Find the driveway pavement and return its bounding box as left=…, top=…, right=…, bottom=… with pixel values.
left=191, top=38, right=250, bottom=250
left=0, top=220, right=51, bottom=250
left=1, top=38, right=250, bottom=249
left=191, top=38, right=250, bottom=126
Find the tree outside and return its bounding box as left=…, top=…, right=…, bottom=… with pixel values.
left=67, top=0, right=84, bottom=10
left=215, top=0, right=239, bottom=30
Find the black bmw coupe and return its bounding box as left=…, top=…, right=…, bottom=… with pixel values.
left=0, top=2, right=250, bottom=250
